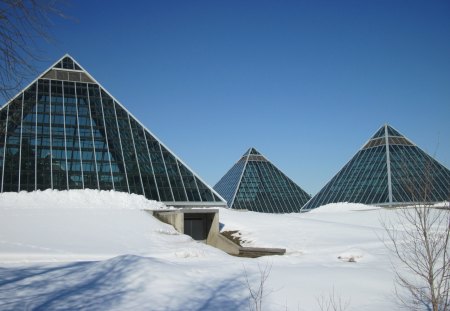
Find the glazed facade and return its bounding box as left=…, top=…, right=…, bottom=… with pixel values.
left=0, top=56, right=225, bottom=206
left=214, top=148, right=311, bottom=213
left=302, top=125, right=450, bottom=210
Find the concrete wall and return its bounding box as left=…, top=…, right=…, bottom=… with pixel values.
left=208, top=232, right=241, bottom=255
left=152, top=211, right=184, bottom=233
left=150, top=209, right=285, bottom=258
left=206, top=212, right=219, bottom=245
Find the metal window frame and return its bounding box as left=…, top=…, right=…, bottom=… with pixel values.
left=1, top=104, right=9, bottom=193
left=127, top=113, right=145, bottom=196
left=34, top=83, right=38, bottom=191
left=258, top=151, right=308, bottom=212
left=229, top=148, right=251, bottom=208
left=191, top=168, right=203, bottom=201
left=85, top=82, right=100, bottom=189
left=385, top=124, right=393, bottom=205
left=158, top=143, right=175, bottom=201
left=98, top=85, right=115, bottom=190
left=175, top=158, right=189, bottom=202
left=142, top=127, right=161, bottom=201
left=17, top=93, right=24, bottom=191
left=49, top=80, right=54, bottom=189
left=74, top=81, right=85, bottom=189
left=112, top=100, right=130, bottom=193
left=268, top=162, right=296, bottom=212
left=62, top=81, right=69, bottom=190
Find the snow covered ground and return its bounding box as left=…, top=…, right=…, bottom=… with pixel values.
left=0, top=190, right=445, bottom=310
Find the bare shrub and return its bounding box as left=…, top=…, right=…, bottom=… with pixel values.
left=381, top=153, right=450, bottom=311
left=383, top=203, right=450, bottom=311
left=243, top=262, right=272, bottom=311
left=316, top=287, right=350, bottom=311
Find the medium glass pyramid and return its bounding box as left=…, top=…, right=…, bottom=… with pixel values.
left=302, top=124, right=450, bottom=210
left=214, top=147, right=311, bottom=213
left=0, top=55, right=225, bottom=207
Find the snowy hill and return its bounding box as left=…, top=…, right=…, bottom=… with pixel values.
left=0, top=190, right=437, bottom=310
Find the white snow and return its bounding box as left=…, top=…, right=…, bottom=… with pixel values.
left=0, top=190, right=446, bottom=310
left=0, top=189, right=168, bottom=210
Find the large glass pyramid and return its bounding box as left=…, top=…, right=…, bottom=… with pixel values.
left=214, top=147, right=311, bottom=213
left=0, top=55, right=225, bottom=207
left=302, top=124, right=450, bottom=211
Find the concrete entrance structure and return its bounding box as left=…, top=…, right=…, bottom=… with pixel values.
left=152, top=209, right=285, bottom=258
left=152, top=209, right=219, bottom=244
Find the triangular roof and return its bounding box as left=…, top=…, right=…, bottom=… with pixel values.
left=301, top=124, right=450, bottom=210
left=0, top=54, right=226, bottom=206
left=214, top=147, right=311, bottom=213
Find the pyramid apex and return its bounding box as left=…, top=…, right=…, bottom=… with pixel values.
left=62, top=53, right=78, bottom=63
left=51, top=54, right=82, bottom=71
left=242, top=147, right=261, bottom=157
left=249, top=147, right=260, bottom=155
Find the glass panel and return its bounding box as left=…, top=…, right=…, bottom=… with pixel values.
left=387, top=125, right=402, bottom=137
left=63, top=81, right=83, bottom=189
left=50, top=80, right=67, bottom=190
left=249, top=148, right=261, bottom=155
left=196, top=176, right=214, bottom=202
left=76, top=83, right=97, bottom=189
left=88, top=85, right=114, bottom=190
left=213, top=193, right=222, bottom=202
left=19, top=84, right=37, bottom=191
left=35, top=80, right=52, bottom=190
left=145, top=132, right=173, bottom=201
left=130, top=118, right=159, bottom=200
left=178, top=160, right=201, bottom=201
left=2, top=95, right=23, bottom=191
left=114, top=102, right=142, bottom=195
left=390, top=145, right=450, bottom=204
left=370, top=126, right=386, bottom=139
left=0, top=104, right=8, bottom=190
left=62, top=57, right=75, bottom=70
left=160, top=145, right=186, bottom=201
left=100, top=91, right=128, bottom=192
left=214, top=160, right=245, bottom=206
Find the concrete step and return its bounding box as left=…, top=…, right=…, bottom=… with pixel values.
left=238, top=247, right=286, bottom=258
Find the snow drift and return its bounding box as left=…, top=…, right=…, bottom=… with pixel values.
left=1, top=189, right=441, bottom=310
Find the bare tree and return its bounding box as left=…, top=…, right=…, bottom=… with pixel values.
left=316, top=287, right=350, bottom=311
left=382, top=159, right=450, bottom=311
left=0, top=0, right=68, bottom=100
left=244, top=262, right=272, bottom=311
left=383, top=204, right=450, bottom=311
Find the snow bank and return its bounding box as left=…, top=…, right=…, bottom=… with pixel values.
left=308, top=202, right=381, bottom=213
left=0, top=190, right=428, bottom=310
left=0, top=189, right=168, bottom=210
left=0, top=190, right=228, bottom=263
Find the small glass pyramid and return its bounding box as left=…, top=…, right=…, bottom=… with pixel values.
left=214, top=148, right=311, bottom=213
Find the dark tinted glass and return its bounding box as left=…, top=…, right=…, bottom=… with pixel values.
left=0, top=56, right=224, bottom=206
left=214, top=148, right=310, bottom=213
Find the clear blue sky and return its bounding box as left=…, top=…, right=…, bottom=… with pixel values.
left=26, top=1, right=450, bottom=194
